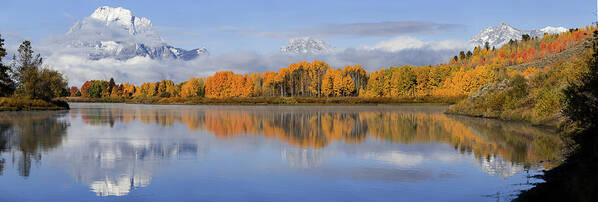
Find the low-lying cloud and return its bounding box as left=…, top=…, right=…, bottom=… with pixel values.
left=41, top=37, right=468, bottom=87
left=257, top=21, right=463, bottom=39
left=361, top=36, right=472, bottom=52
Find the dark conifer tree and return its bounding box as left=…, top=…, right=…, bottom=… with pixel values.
left=0, top=34, right=15, bottom=97
left=13, top=40, right=42, bottom=88
left=458, top=51, right=466, bottom=61
left=109, top=77, right=116, bottom=94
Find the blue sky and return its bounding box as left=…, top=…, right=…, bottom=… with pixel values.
left=0, top=0, right=595, bottom=54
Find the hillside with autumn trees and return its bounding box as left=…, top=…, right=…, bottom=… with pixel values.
left=68, top=25, right=595, bottom=125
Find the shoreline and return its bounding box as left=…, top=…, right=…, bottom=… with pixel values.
left=444, top=111, right=561, bottom=131
left=60, top=96, right=462, bottom=106
left=0, top=97, right=70, bottom=111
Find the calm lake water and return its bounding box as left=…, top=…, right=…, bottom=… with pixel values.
left=0, top=103, right=563, bottom=202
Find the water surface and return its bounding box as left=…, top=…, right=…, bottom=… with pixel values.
left=0, top=103, right=563, bottom=201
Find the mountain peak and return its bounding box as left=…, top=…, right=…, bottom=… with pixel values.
left=470, top=23, right=567, bottom=48
left=91, top=6, right=133, bottom=21
left=495, top=23, right=520, bottom=32
left=89, top=6, right=152, bottom=36
left=470, top=23, right=523, bottom=48
left=281, top=37, right=333, bottom=55
left=58, top=6, right=207, bottom=61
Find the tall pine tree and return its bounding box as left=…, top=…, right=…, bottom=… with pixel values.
left=13, top=40, right=42, bottom=88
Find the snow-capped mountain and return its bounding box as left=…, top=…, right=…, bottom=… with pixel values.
left=57, top=6, right=208, bottom=61
left=470, top=23, right=568, bottom=48
left=540, top=26, right=569, bottom=34
left=280, top=37, right=334, bottom=55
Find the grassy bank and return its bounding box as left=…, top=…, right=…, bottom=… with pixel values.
left=0, top=97, right=70, bottom=111
left=61, top=96, right=463, bottom=105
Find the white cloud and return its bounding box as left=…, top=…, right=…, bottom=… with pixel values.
left=257, top=21, right=463, bottom=39
left=362, top=36, right=472, bottom=52
left=364, top=151, right=425, bottom=167
left=42, top=38, right=467, bottom=87
left=43, top=50, right=293, bottom=87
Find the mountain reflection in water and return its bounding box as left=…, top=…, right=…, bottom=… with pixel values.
left=0, top=103, right=563, bottom=199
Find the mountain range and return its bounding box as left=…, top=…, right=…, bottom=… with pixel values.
left=57, top=6, right=208, bottom=61
left=470, top=22, right=568, bottom=48
left=53, top=6, right=569, bottom=61
left=281, top=23, right=568, bottom=55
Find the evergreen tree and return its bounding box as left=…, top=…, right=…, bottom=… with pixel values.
left=109, top=77, right=115, bottom=94
left=458, top=51, right=466, bottom=61
left=13, top=40, right=42, bottom=88
left=484, top=42, right=490, bottom=50
left=0, top=34, right=15, bottom=97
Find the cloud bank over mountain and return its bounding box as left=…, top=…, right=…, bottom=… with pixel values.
left=33, top=6, right=561, bottom=87
left=44, top=44, right=462, bottom=87
left=33, top=7, right=468, bottom=86
left=46, top=6, right=208, bottom=62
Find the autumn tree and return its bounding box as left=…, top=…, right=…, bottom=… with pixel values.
left=390, top=66, right=416, bottom=97
left=261, top=71, right=278, bottom=97
left=322, top=68, right=354, bottom=97
left=70, top=86, right=81, bottom=97
left=343, top=65, right=368, bottom=96
left=87, top=81, right=108, bottom=98
left=307, top=60, right=329, bottom=97
left=181, top=77, right=205, bottom=98
left=110, top=84, right=123, bottom=97
left=134, top=82, right=157, bottom=97
left=80, top=81, right=92, bottom=97
left=122, top=83, right=135, bottom=97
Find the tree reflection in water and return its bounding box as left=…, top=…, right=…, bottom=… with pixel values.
left=0, top=111, right=69, bottom=177
left=74, top=105, right=564, bottom=171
